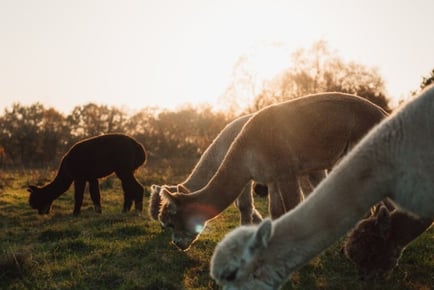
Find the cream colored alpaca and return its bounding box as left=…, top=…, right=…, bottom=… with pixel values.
left=210, top=86, right=434, bottom=290
left=149, top=114, right=263, bottom=225
left=159, top=92, right=387, bottom=250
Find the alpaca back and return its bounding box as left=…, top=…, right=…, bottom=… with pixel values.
left=63, top=134, right=145, bottom=179
left=225, top=93, right=387, bottom=178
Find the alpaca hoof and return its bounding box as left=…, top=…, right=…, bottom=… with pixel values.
left=94, top=206, right=102, bottom=214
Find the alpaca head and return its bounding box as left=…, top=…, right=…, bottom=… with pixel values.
left=149, top=184, right=190, bottom=221
left=210, top=219, right=277, bottom=290
left=27, top=185, right=54, bottom=214
left=344, top=205, right=402, bottom=280
left=158, top=189, right=210, bottom=251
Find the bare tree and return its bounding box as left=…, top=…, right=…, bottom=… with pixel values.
left=222, top=41, right=391, bottom=114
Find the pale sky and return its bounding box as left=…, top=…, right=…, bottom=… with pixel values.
left=1, top=0, right=433, bottom=114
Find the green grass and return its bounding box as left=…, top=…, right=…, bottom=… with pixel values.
left=0, top=168, right=433, bottom=289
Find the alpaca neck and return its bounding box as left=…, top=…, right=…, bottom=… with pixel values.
left=184, top=155, right=251, bottom=221
left=182, top=136, right=238, bottom=191
left=182, top=115, right=250, bottom=191
left=42, top=163, right=74, bottom=199
left=270, top=155, right=390, bottom=276
left=182, top=152, right=222, bottom=191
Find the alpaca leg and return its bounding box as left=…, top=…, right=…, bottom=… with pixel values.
left=268, top=183, right=286, bottom=219
left=116, top=171, right=144, bottom=213
left=250, top=181, right=264, bottom=223
left=277, top=177, right=303, bottom=213
left=89, top=179, right=102, bottom=214
left=298, top=170, right=326, bottom=197
left=268, top=176, right=302, bottom=219
left=73, top=180, right=86, bottom=215
left=235, top=181, right=263, bottom=225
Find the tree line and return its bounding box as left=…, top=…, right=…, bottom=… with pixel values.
left=0, top=103, right=228, bottom=168
left=2, top=42, right=431, bottom=169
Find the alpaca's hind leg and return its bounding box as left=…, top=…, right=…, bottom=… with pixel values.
left=89, top=179, right=102, bottom=214
left=235, top=181, right=263, bottom=225
left=73, top=180, right=86, bottom=215
left=116, top=171, right=144, bottom=213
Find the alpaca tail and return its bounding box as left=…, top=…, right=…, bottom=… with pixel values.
left=133, top=140, right=147, bottom=169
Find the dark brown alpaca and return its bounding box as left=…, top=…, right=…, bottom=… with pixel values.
left=28, top=134, right=146, bottom=215
left=344, top=202, right=433, bottom=280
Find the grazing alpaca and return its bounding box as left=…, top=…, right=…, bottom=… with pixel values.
left=149, top=115, right=325, bottom=226
left=28, top=134, right=146, bottom=215
left=210, top=85, right=434, bottom=290
left=148, top=114, right=263, bottom=225
left=344, top=202, right=432, bottom=280
left=159, top=92, right=387, bottom=250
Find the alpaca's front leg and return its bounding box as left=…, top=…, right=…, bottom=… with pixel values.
left=73, top=180, right=86, bottom=215
left=89, top=179, right=102, bottom=213
left=302, top=170, right=327, bottom=197
left=268, top=183, right=285, bottom=219
left=235, top=181, right=263, bottom=224
left=268, top=176, right=302, bottom=219
left=278, top=177, right=303, bottom=213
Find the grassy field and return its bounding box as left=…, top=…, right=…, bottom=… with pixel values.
left=0, top=167, right=433, bottom=290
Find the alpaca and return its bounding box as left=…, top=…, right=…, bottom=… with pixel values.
left=28, top=133, right=146, bottom=215
left=344, top=202, right=432, bottom=280
left=159, top=92, right=387, bottom=250
left=210, top=85, right=434, bottom=290
left=148, top=114, right=263, bottom=225
left=149, top=115, right=325, bottom=226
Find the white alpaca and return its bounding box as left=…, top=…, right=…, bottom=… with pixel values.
left=210, top=85, right=434, bottom=290
left=148, top=114, right=264, bottom=225
left=159, top=93, right=387, bottom=250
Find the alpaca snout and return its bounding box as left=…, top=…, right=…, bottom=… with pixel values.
left=37, top=204, right=51, bottom=215
left=171, top=232, right=198, bottom=251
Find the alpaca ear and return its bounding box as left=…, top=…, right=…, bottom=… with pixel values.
left=375, top=205, right=391, bottom=239
left=27, top=185, right=37, bottom=194
left=151, top=184, right=161, bottom=192
left=160, top=188, right=179, bottom=215
left=249, top=218, right=273, bottom=252
left=161, top=188, right=176, bottom=203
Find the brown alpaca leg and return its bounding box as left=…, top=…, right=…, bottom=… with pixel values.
left=89, top=179, right=102, bottom=214
left=73, top=180, right=86, bottom=215
left=302, top=170, right=327, bottom=197
left=249, top=181, right=264, bottom=223
left=117, top=171, right=143, bottom=213
left=268, top=183, right=285, bottom=219
left=268, top=176, right=302, bottom=219
left=278, top=177, right=303, bottom=213
left=235, top=181, right=263, bottom=224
